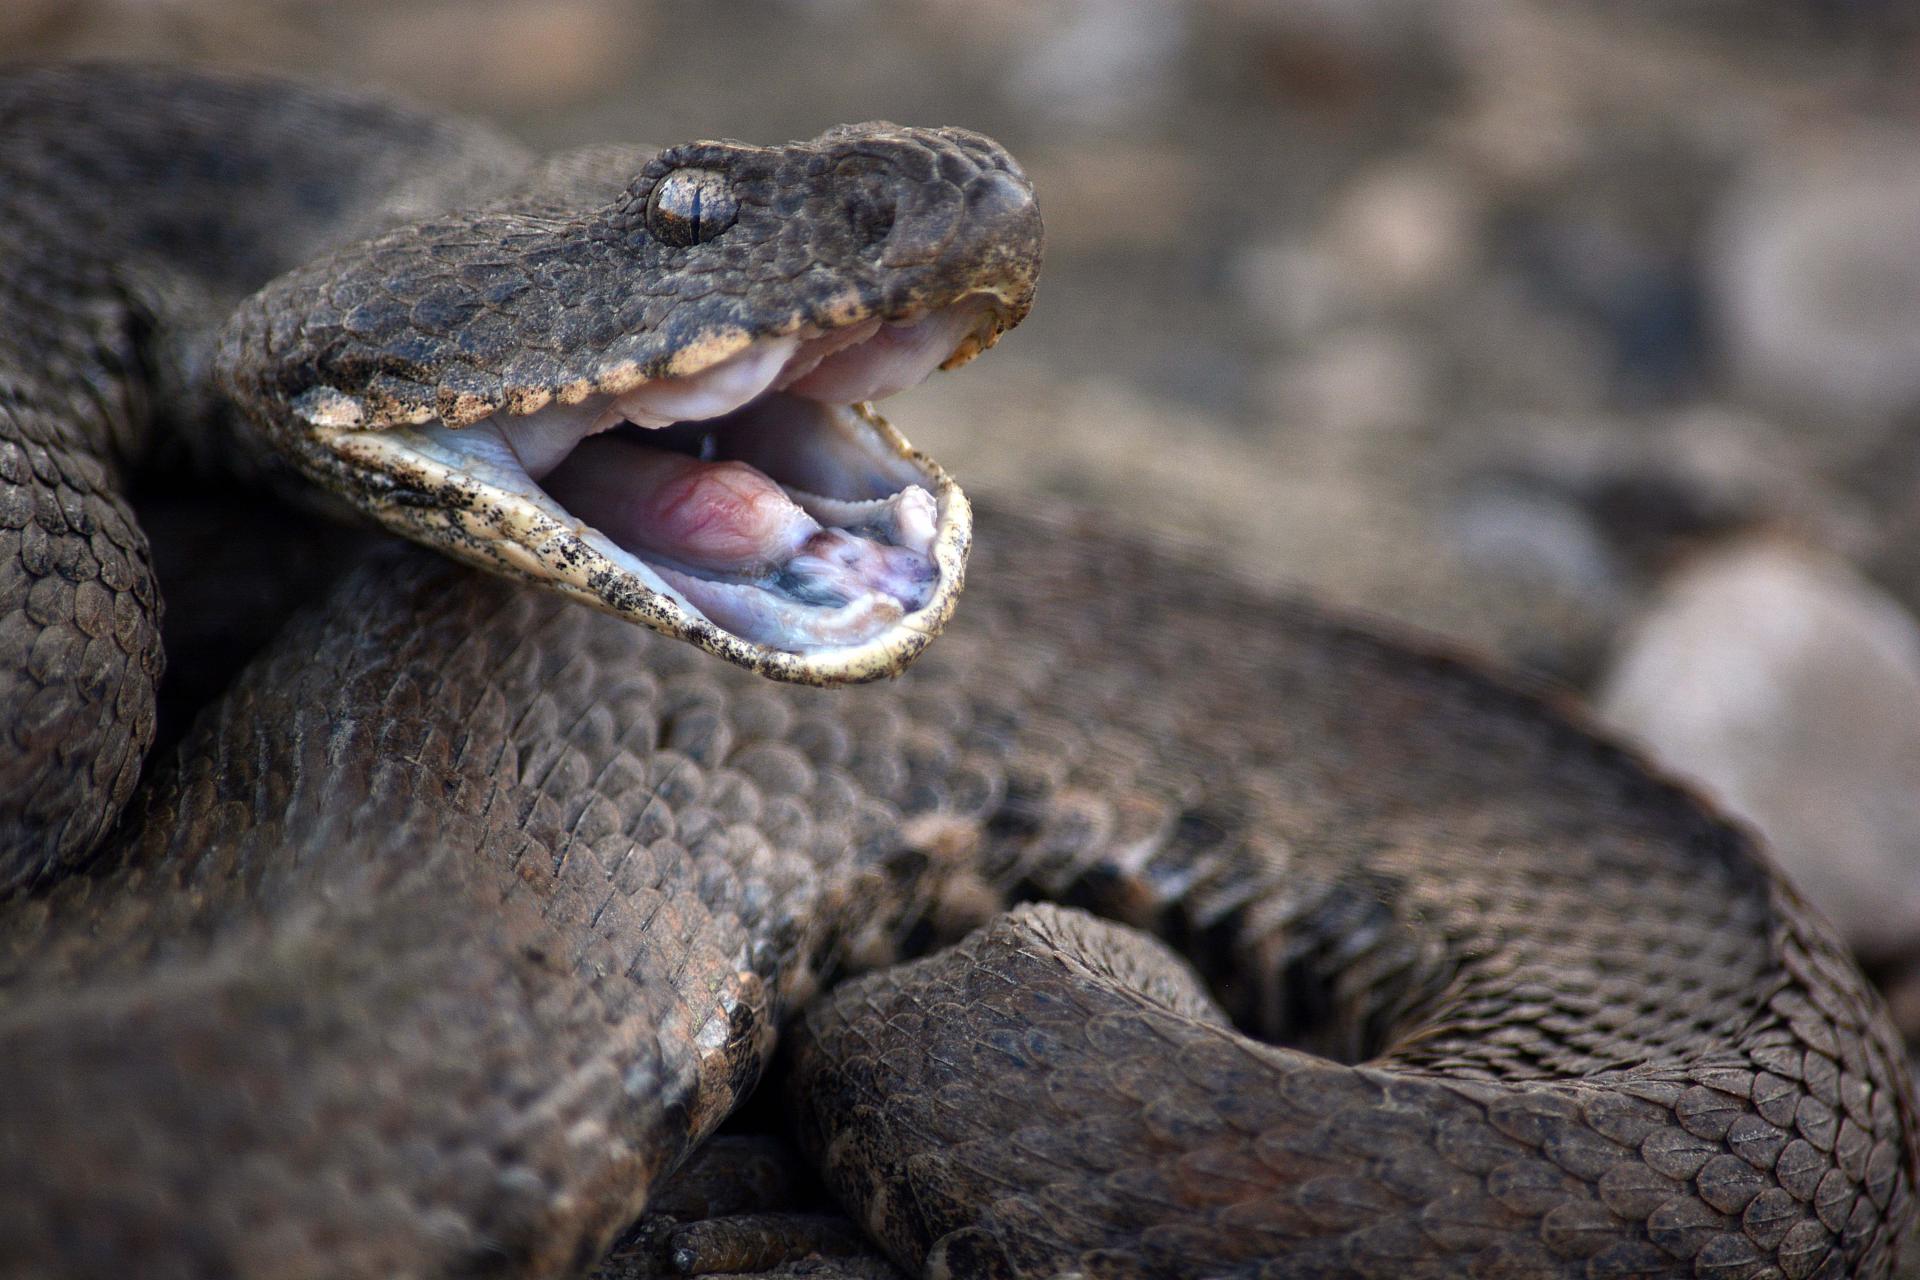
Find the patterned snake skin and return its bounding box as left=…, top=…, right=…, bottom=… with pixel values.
left=0, top=64, right=1913, bottom=1279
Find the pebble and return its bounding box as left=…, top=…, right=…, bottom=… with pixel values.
left=350, top=0, right=644, bottom=108
left=1462, top=405, right=1865, bottom=572
left=1321, top=157, right=1481, bottom=306
left=1708, top=138, right=1920, bottom=429
left=1215, top=0, right=1467, bottom=113
left=1598, top=539, right=1920, bottom=957
left=1260, top=325, right=1435, bottom=450
left=1449, top=484, right=1624, bottom=606
left=998, top=0, right=1190, bottom=128
left=1236, top=157, right=1480, bottom=335
left=1234, top=239, right=1346, bottom=342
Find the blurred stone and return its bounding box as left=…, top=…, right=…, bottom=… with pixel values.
left=1446, top=280, right=1614, bottom=412
left=1449, top=485, right=1624, bottom=605
left=1599, top=539, right=1920, bottom=957
left=12, top=0, right=647, bottom=111
left=1509, top=211, right=1706, bottom=403
left=999, top=0, right=1191, bottom=128
left=1652, top=405, right=1868, bottom=554
left=1212, top=0, right=1463, bottom=114
left=1321, top=157, right=1481, bottom=306
left=1655, top=407, right=1826, bottom=511
left=1234, top=239, right=1345, bottom=341
left=1261, top=326, right=1434, bottom=452
left=908, top=366, right=1608, bottom=678
left=1466, top=405, right=1865, bottom=572
left=1441, top=1, right=1596, bottom=191
left=1237, top=158, right=1480, bottom=335
left=1022, top=143, right=1207, bottom=253
left=1710, top=137, right=1920, bottom=429
left=1443, top=484, right=1626, bottom=678
left=348, top=0, right=646, bottom=109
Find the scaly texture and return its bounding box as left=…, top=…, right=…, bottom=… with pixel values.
left=0, top=63, right=524, bottom=882
left=3, top=513, right=1914, bottom=1277
left=0, top=65, right=1912, bottom=1280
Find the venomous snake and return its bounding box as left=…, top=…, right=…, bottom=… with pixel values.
left=0, top=63, right=1913, bottom=1279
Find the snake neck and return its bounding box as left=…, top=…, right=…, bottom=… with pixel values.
left=0, top=64, right=530, bottom=475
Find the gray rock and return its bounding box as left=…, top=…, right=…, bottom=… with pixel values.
left=1260, top=325, right=1436, bottom=447
left=1598, top=539, right=1920, bottom=957
left=1461, top=405, right=1868, bottom=574
left=999, top=0, right=1191, bottom=128
left=1709, top=139, right=1920, bottom=430
left=1320, top=157, right=1482, bottom=307
left=1449, top=484, right=1624, bottom=605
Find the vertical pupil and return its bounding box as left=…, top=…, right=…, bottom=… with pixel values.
left=648, top=170, right=734, bottom=245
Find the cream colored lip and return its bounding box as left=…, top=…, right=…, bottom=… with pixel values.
left=313, top=399, right=971, bottom=686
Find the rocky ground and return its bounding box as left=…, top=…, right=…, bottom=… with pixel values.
left=14, top=0, right=1920, bottom=1267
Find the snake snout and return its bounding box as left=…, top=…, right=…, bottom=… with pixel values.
left=803, top=126, right=1042, bottom=302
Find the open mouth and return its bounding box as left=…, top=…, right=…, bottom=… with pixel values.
left=311, top=298, right=996, bottom=683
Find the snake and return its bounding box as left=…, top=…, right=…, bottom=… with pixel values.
left=0, top=62, right=1913, bottom=1280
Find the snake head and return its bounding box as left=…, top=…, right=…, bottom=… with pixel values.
left=215, top=123, right=1042, bottom=685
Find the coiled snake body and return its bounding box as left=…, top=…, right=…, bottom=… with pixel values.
left=0, top=64, right=1913, bottom=1279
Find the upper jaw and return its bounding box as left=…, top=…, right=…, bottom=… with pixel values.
left=301, top=298, right=999, bottom=685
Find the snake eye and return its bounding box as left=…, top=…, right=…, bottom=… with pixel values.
left=646, top=168, right=738, bottom=247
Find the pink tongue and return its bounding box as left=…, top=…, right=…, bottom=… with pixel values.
left=540, top=432, right=943, bottom=651
left=544, top=435, right=816, bottom=571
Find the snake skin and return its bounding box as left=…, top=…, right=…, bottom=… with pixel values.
left=0, top=64, right=1913, bottom=1280
left=0, top=63, right=525, bottom=883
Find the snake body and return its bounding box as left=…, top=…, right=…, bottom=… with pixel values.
left=0, top=64, right=1913, bottom=1279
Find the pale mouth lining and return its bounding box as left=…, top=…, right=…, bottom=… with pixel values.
left=332, top=299, right=992, bottom=658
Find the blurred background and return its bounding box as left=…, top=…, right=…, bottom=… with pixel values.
left=13, top=0, right=1920, bottom=1242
